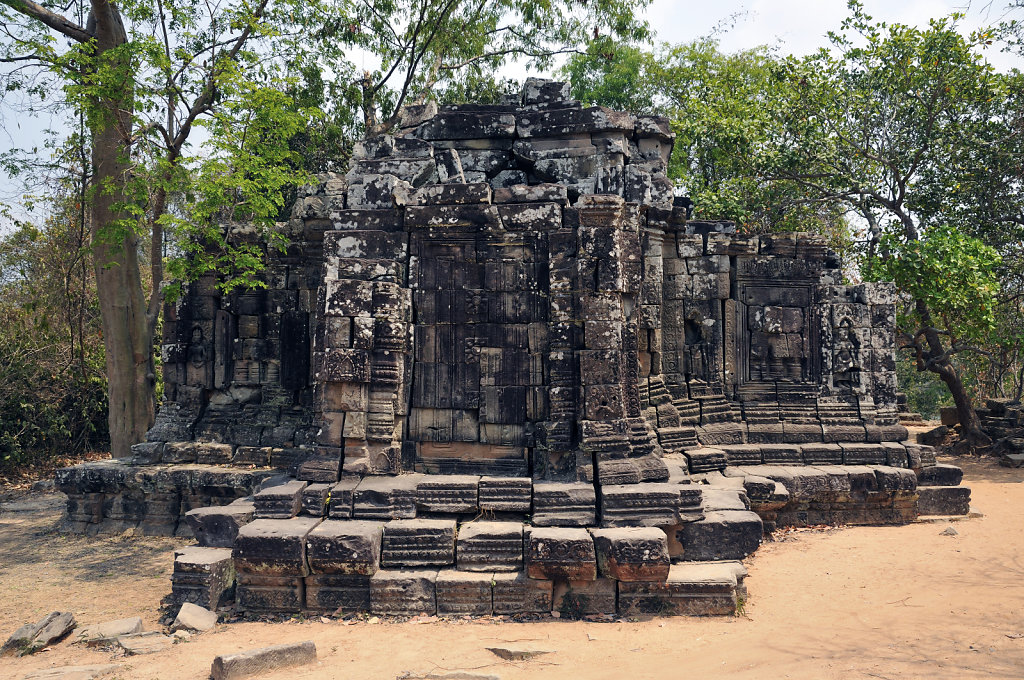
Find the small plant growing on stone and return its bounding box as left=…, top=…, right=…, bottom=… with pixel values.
left=558, top=590, right=590, bottom=620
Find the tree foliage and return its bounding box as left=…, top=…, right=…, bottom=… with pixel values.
left=564, top=38, right=850, bottom=243
left=1, top=0, right=653, bottom=459
left=0, top=175, right=108, bottom=473
left=567, top=1, right=1024, bottom=439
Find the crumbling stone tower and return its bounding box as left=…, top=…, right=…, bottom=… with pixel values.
left=57, top=80, right=971, bottom=617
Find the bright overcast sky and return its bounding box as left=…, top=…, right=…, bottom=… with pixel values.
left=1, top=0, right=1022, bottom=223
left=644, top=0, right=1022, bottom=70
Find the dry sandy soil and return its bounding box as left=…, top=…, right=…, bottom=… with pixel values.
left=1, top=456, right=1022, bottom=680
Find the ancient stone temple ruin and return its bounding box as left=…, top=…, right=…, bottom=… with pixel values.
left=57, top=80, right=971, bottom=618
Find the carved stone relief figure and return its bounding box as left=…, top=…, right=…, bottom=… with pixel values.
left=832, top=317, right=861, bottom=391
left=683, top=309, right=711, bottom=383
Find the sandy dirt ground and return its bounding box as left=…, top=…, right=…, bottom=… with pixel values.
left=1, top=456, right=1022, bottom=680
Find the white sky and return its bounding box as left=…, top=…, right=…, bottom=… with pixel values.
left=1, top=0, right=1022, bottom=224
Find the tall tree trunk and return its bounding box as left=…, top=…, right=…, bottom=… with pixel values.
left=915, top=300, right=990, bottom=448
left=89, top=0, right=155, bottom=457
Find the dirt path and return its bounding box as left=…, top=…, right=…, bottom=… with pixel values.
left=1, top=457, right=1022, bottom=680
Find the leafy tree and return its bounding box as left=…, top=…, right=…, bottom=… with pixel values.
left=0, top=168, right=108, bottom=473
left=0, top=0, right=332, bottom=456
left=1, top=0, right=653, bottom=457
left=764, top=2, right=1024, bottom=445
left=338, top=0, right=652, bottom=132
left=564, top=38, right=850, bottom=242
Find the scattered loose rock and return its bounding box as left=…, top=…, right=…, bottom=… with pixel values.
left=75, top=617, right=143, bottom=646
left=1, top=611, right=76, bottom=657
left=116, top=631, right=174, bottom=655
left=211, top=640, right=317, bottom=679
left=941, top=526, right=959, bottom=536
left=22, top=664, right=119, bottom=680
left=171, top=602, right=218, bottom=633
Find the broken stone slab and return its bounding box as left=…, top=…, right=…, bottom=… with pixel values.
left=233, top=517, right=322, bottom=576
left=185, top=501, right=255, bottom=548
left=171, top=602, right=218, bottom=633
left=700, top=488, right=749, bottom=512
left=676, top=510, right=763, bottom=562
left=456, top=521, right=524, bottom=572
left=369, top=569, right=438, bottom=615
left=491, top=572, right=553, bottom=614
left=116, top=632, right=173, bottom=655
left=75, top=617, right=143, bottom=646
left=253, top=480, right=307, bottom=519
left=531, top=482, right=596, bottom=527
left=590, top=527, right=670, bottom=582
left=171, top=546, right=236, bottom=611
left=211, top=640, right=317, bottom=680
left=22, top=665, right=120, bottom=680
left=306, top=519, right=383, bottom=575
left=326, top=476, right=360, bottom=519
left=435, top=570, right=494, bottom=615
left=525, top=527, right=597, bottom=580
left=1, top=611, right=76, bottom=656
left=352, top=475, right=420, bottom=520
left=381, top=519, right=457, bottom=568
left=401, top=673, right=500, bottom=680
left=300, top=483, right=333, bottom=517
left=1001, top=453, right=1024, bottom=468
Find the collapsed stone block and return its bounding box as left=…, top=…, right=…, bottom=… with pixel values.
left=456, top=521, right=524, bottom=572
left=369, top=569, right=438, bottom=615
left=253, top=480, right=307, bottom=519
left=917, top=486, right=971, bottom=515
left=525, top=527, right=597, bottom=580
left=531, top=482, right=597, bottom=527
left=185, top=500, right=255, bottom=548
left=171, top=546, right=236, bottom=611
left=552, top=578, right=617, bottom=616
left=591, top=527, right=670, bottom=581
left=352, top=475, right=420, bottom=520
left=232, top=517, right=321, bottom=576
left=676, top=510, right=763, bottom=561
left=306, top=519, right=382, bottom=575
left=414, top=475, right=479, bottom=513
left=305, top=574, right=372, bottom=613
left=478, top=476, right=532, bottom=513
left=491, top=572, right=553, bottom=614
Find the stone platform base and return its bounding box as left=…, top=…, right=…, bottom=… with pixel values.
left=54, top=461, right=277, bottom=536
left=59, top=441, right=971, bottom=618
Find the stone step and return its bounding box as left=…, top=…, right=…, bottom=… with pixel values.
left=617, top=561, right=748, bottom=616
left=171, top=547, right=236, bottom=611
left=674, top=509, right=763, bottom=561
left=917, top=486, right=971, bottom=516
left=916, top=464, right=964, bottom=487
